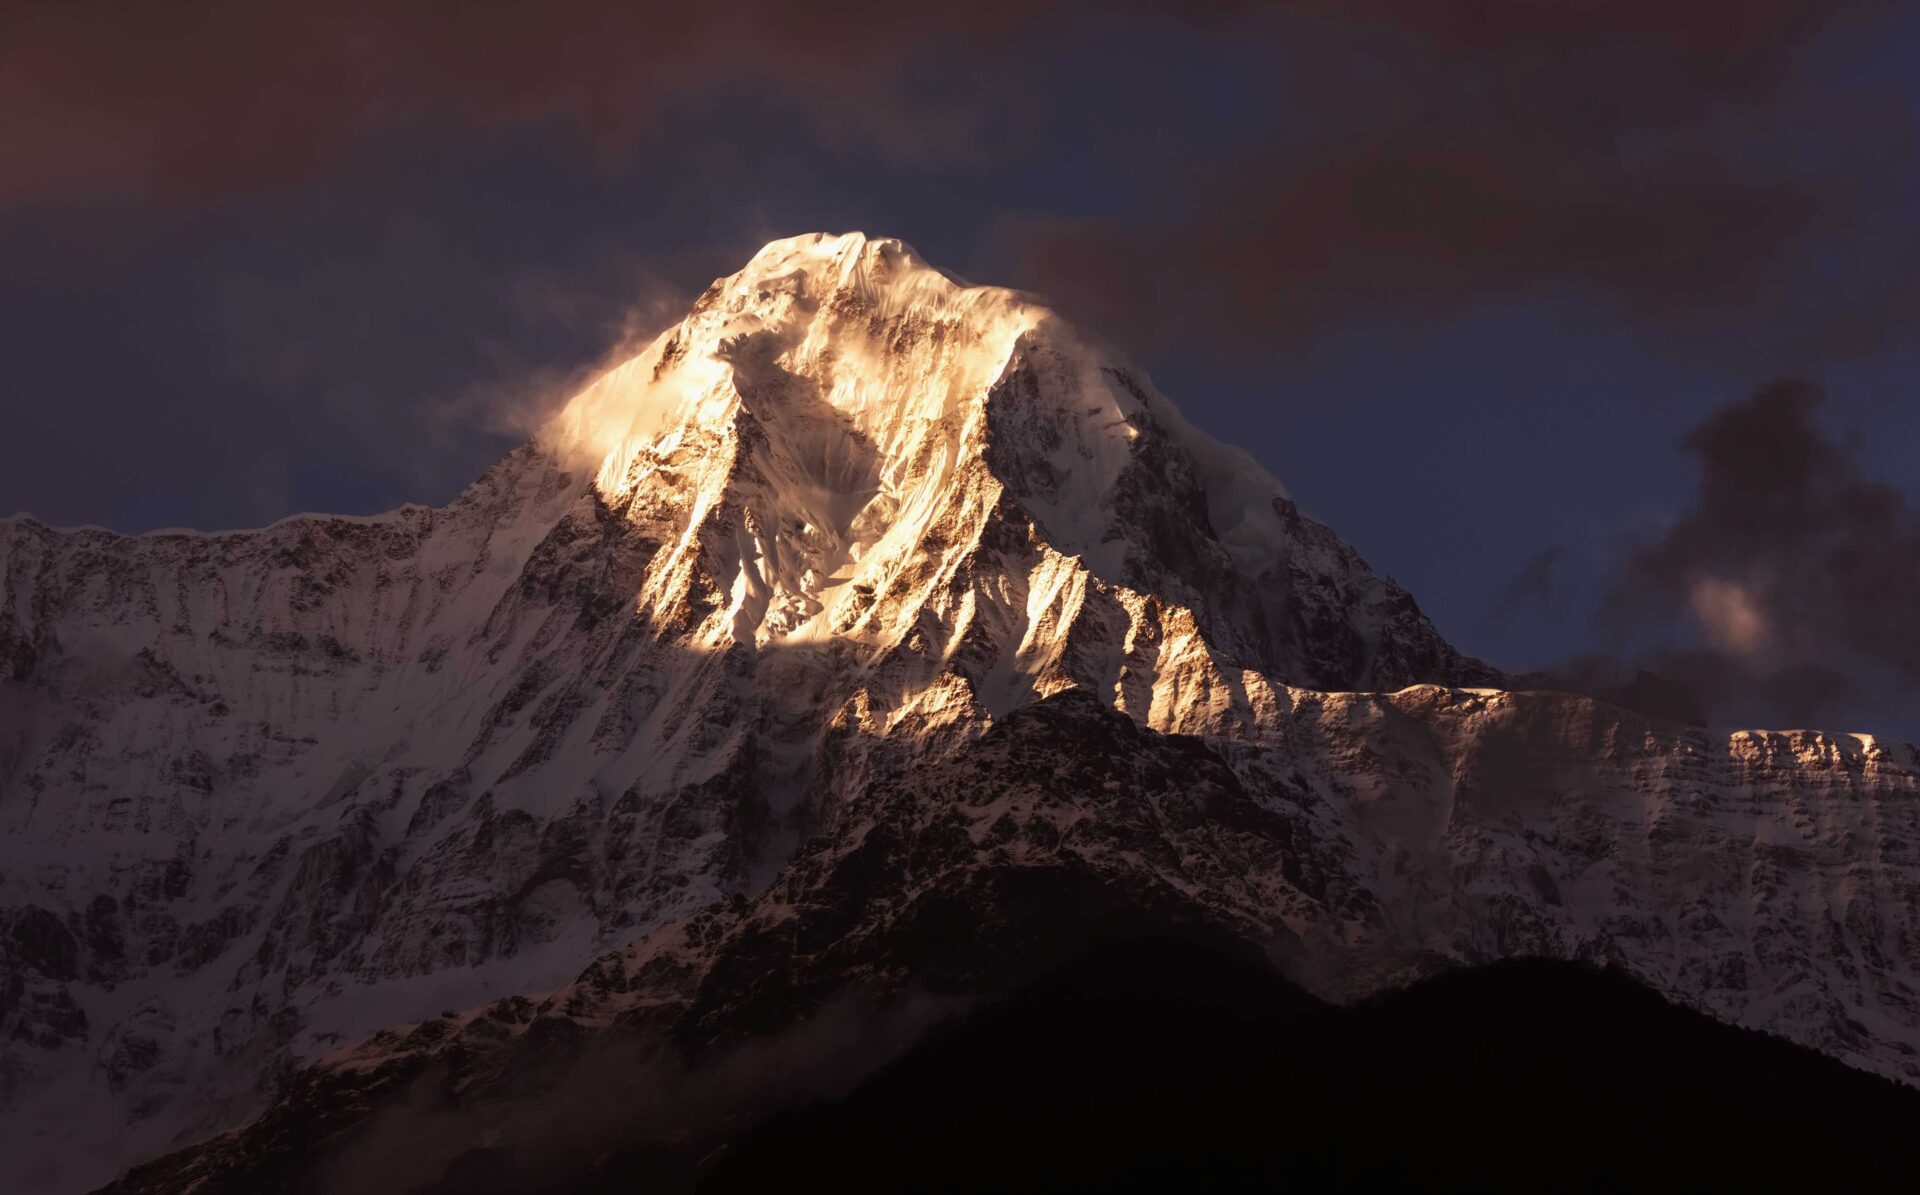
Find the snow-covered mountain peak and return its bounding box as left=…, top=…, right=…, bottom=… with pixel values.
left=731, top=230, right=967, bottom=304
left=0, top=235, right=1507, bottom=1190
left=9, top=235, right=1920, bottom=1193
left=545, top=231, right=1036, bottom=482
left=531, top=232, right=1438, bottom=678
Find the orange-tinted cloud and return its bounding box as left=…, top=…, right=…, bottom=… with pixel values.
left=0, top=0, right=1059, bottom=208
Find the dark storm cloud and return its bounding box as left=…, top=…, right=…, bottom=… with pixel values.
left=1487, top=546, right=1563, bottom=622
left=0, top=0, right=1063, bottom=210
left=14, top=0, right=1909, bottom=359
left=1592, top=379, right=1920, bottom=727
left=1007, top=1, right=1917, bottom=357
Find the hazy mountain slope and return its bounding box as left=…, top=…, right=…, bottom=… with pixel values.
left=102, top=691, right=1920, bottom=1193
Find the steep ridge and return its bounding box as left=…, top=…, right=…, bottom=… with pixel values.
left=1, top=233, right=1915, bottom=1191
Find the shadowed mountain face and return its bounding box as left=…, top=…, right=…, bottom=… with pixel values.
left=708, top=940, right=1920, bottom=1195
left=107, top=935, right=1920, bottom=1193
left=4, top=235, right=1920, bottom=1191
left=103, top=690, right=1920, bottom=1194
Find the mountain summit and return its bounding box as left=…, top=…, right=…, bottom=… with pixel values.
left=544, top=230, right=1491, bottom=691
left=3, top=235, right=1917, bottom=1193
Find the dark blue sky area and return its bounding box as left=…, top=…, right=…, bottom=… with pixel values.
left=4, top=2, right=1918, bottom=734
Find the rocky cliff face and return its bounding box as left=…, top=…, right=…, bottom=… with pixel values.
left=2, top=233, right=1914, bottom=1192
left=101, top=690, right=1920, bottom=1194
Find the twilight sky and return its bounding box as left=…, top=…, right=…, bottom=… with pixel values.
left=5, top=0, right=1920, bottom=734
